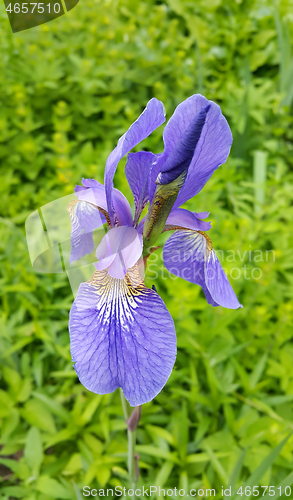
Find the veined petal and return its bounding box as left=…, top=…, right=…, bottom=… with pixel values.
left=104, top=98, right=166, bottom=225
left=67, top=199, right=105, bottom=263
left=125, top=151, right=157, bottom=226
left=75, top=178, right=107, bottom=207
left=149, top=95, right=232, bottom=206
left=163, top=230, right=242, bottom=309
left=112, top=189, right=133, bottom=227
left=69, top=266, right=177, bottom=406
left=205, top=251, right=242, bottom=309
left=157, top=105, right=210, bottom=185
left=165, top=208, right=212, bottom=232
left=195, top=211, right=210, bottom=219
left=95, top=226, right=143, bottom=279
left=163, top=230, right=207, bottom=285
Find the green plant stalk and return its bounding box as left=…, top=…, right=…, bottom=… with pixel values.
left=142, top=170, right=187, bottom=258
left=60, top=0, right=68, bottom=13
left=120, top=389, right=137, bottom=487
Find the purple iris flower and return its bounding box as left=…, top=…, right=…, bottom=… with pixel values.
left=68, top=95, right=242, bottom=407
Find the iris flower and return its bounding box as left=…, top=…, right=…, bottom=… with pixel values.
left=68, top=95, right=242, bottom=407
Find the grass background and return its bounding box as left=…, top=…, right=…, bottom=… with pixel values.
left=1, top=0, right=293, bottom=498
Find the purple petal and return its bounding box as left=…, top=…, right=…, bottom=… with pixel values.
left=125, top=151, right=157, bottom=226
left=94, top=253, right=116, bottom=271
left=157, top=105, right=210, bottom=185
left=95, top=226, right=143, bottom=279
left=75, top=179, right=107, bottom=207
left=195, top=211, right=210, bottom=219
left=205, top=251, right=242, bottom=309
left=147, top=153, right=163, bottom=204
left=76, top=179, right=133, bottom=227
left=149, top=95, right=232, bottom=206
left=163, top=230, right=242, bottom=309
left=163, top=229, right=207, bottom=285
left=104, top=98, right=166, bottom=225
left=112, top=189, right=133, bottom=227
left=67, top=199, right=104, bottom=263
left=79, top=178, right=107, bottom=190
left=69, top=266, right=176, bottom=406
left=166, top=208, right=212, bottom=232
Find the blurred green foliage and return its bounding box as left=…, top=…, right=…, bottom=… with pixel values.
left=1, top=0, right=293, bottom=498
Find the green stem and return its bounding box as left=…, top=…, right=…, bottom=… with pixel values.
left=60, top=0, right=68, bottom=13
left=128, top=426, right=136, bottom=487
left=120, top=389, right=137, bottom=487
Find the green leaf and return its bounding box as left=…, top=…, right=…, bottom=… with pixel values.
left=0, top=408, right=20, bottom=442
left=96, top=465, right=111, bottom=488
left=204, top=444, right=229, bottom=484
left=187, top=452, right=230, bottom=464
left=253, top=150, right=267, bottom=215
left=73, top=482, right=84, bottom=500
left=135, top=445, right=179, bottom=463
left=36, top=476, right=73, bottom=499
left=154, top=461, right=174, bottom=488
left=80, top=395, right=102, bottom=425
left=0, top=487, right=28, bottom=498
left=146, top=425, right=175, bottom=446
left=62, top=453, right=82, bottom=476
left=249, top=353, right=268, bottom=389
left=232, top=434, right=292, bottom=499
left=229, top=449, right=246, bottom=493
left=32, top=391, right=70, bottom=422
left=262, top=471, right=293, bottom=500
left=21, top=399, right=56, bottom=434
left=44, top=427, right=78, bottom=448
left=24, top=427, right=43, bottom=475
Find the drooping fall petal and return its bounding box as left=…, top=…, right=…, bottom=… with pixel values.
left=69, top=266, right=177, bottom=406
left=165, top=208, right=211, bottom=232
left=163, top=230, right=242, bottom=309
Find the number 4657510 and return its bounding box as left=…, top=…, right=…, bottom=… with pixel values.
left=6, top=3, right=61, bottom=13
left=237, top=486, right=292, bottom=496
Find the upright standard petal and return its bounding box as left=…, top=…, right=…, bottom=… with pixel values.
left=149, top=95, right=232, bottom=206
left=95, top=226, right=143, bottom=279
left=157, top=105, right=210, bottom=185
left=163, top=230, right=242, bottom=309
left=165, top=208, right=212, bottom=232
left=104, top=98, right=166, bottom=226
left=69, top=266, right=177, bottom=407
left=125, top=151, right=157, bottom=226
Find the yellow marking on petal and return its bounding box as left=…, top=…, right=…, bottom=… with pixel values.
left=163, top=225, right=213, bottom=259
left=67, top=199, right=78, bottom=216
left=67, top=199, right=111, bottom=227
left=87, top=265, right=147, bottom=327
left=163, top=224, right=189, bottom=232
left=197, top=230, right=213, bottom=255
